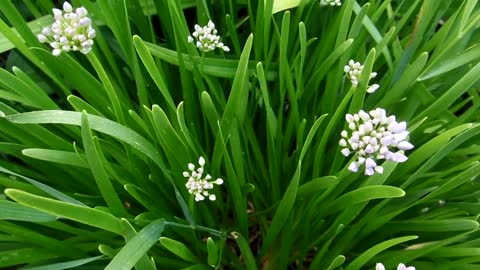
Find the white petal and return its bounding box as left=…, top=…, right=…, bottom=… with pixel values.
left=365, top=144, right=374, bottom=154
left=351, top=133, right=360, bottom=143
left=339, top=139, right=347, bottom=147
left=357, top=157, right=365, bottom=165
left=376, top=263, right=386, bottom=270
left=380, top=136, right=393, bottom=146
left=88, top=29, right=96, bottom=39
left=398, top=141, right=414, bottom=150
left=63, top=2, right=73, bottom=12
left=188, top=163, right=195, bottom=171
left=52, top=48, right=62, bottom=56
left=395, top=121, right=407, bottom=133
left=349, top=122, right=356, bottom=130
left=207, top=20, right=215, bottom=29
left=198, top=156, right=205, bottom=166
left=53, top=8, right=62, bottom=20
left=350, top=143, right=359, bottom=150
left=365, top=158, right=376, bottom=168
left=341, top=148, right=350, bottom=156
left=374, top=166, right=384, bottom=174
left=208, top=194, right=216, bottom=201
left=365, top=167, right=374, bottom=175
left=41, top=27, right=52, bottom=36
left=395, top=131, right=410, bottom=142
left=79, top=17, right=91, bottom=26
left=214, top=178, right=224, bottom=185
left=37, top=34, right=48, bottom=43
left=346, top=114, right=354, bottom=122
left=348, top=162, right=359, bottom=172
left=76, top=7, right=88, bottom=16
left=393, top=152, right=408, bottom=162
left=367, top=84, right=379, bottom=93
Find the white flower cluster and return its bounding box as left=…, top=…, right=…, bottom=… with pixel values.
left=339, top=108, right=414, bottom=176
left=344, top=60, right=379, bottom=93
left=187, top=20, right=230, bottom=52
left=183, top=157, right=224, bottom=201
left=37, top=2, right=95, bottom=56
left=325, top=0, right=342, bottom=6
left=376, top=262, right=415, bottom=270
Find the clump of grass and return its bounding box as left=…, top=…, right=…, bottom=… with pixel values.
left=0, top=0, right=479, bottom=269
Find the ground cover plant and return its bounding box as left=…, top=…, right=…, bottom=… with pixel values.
left=0, top=0, right=480, bottom=269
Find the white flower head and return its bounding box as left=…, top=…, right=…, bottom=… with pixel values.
left=37, top=2, right=95, bottom=56
left=187, top=20, right=230, bottom=52
left=376, top=263, right=415, bottom=270
left=323, top=0, right=342, bottom=6
left=344, top=59, right=380, bottom=93
left=183, top=156, right=223, bottom=202
left=340, top=108, right=414, bottom=176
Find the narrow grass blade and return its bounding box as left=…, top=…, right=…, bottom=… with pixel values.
left=105, top=219, right=165, bottom=270
left=0, top=200, right=57, bottom=222
left=22, top=256, right=104, bottom=270
left=345, top=235, right=418, bottom=270
left=260, top=163, right=301, bottom=256
left=160, top=237, right=200, bottom=263
left=5, top=189, right=124, bottom=235
left=81, top=111, right=128, bottom=217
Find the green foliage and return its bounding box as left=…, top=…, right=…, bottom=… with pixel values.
left=0, top=0, right=479, bottom=269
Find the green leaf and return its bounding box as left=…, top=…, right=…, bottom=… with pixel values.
left=5, top=189, right=124, bottom=235
left=0, top=200, right=56, bottom=222
left=299, top=114, right=328, bottom=162
left=413, top=61, right=480, bottom=122
left=326, top=185, right=405, bottom=215
left=121, top=219, right=157, bottom=270
left=297, top=176, right=338, bottom=199
left=144, top=39, right=277, bottom=80
left=67, top=95, right=105, bottom=116
left=221, top=34, right=253, bottom=132
left=105, top=219, right=165, bottom=270
left=0, top=166, right=86, bottom=206
left=133, top=35, right=176, bottom=111
left=206, top=237, right=218, bottom=267
left=6, top=111, right=170, bottom=174
left=345, top=235, right=418, bottom=270
left=0, top=247, right=56, bottom=268
left=325, top=255, right=346, bottom=270
left=419, top=44, right=480, bottom=80
left=22, top=148, right=88, bottom=168
left=378, top=52, right=428, bottom=108
left=81, top=111, right=128, bottom=217
left=160, top=237, right=200, bottom=263
left=22, top=255, right=104, bottom=270
left=231, top=232, right=257, bottom=270
left=260, top=163, right=301, bottom=256
left=388, top=219, right=479, bottom=232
